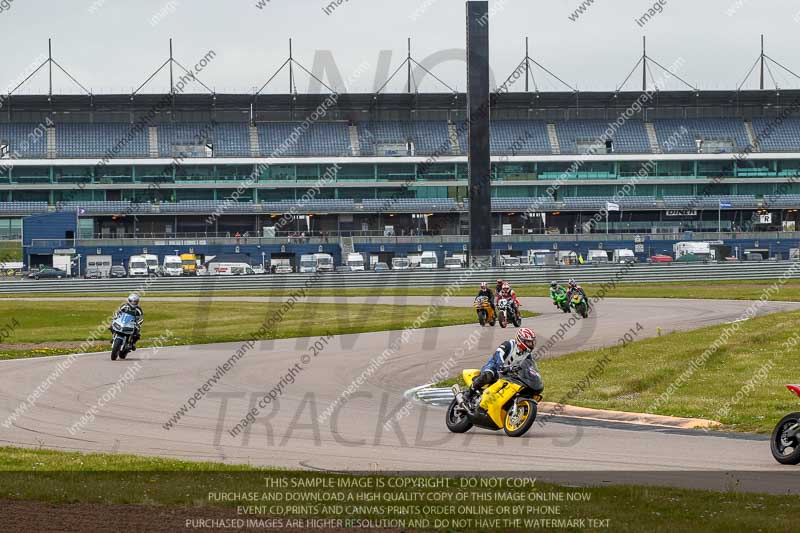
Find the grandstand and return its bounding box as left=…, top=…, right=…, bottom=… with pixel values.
left=4, top=88, right=800, bottom=267
left=4, top=116, right=799, bottom=160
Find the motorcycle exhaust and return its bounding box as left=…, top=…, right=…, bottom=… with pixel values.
left=452, top=384, right=464, bottom=405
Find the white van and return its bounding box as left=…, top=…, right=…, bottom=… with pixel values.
left=612, top=249, right=636, bottom=264
left=128, top=255, right=149, bottom=277
left=347, top=253, right=365, bottom=271
left=420, top=251, right=438, bottom=269
left=391, top=257, right=411, bottom=270
left=143, top=254, right=159, bottom=275
left=314, top=253, right=334, bottom=272
left=444, top=256, right=464, bottom=269
left=162, top=255, right=184, bottom=276
left=587, top=250, right=610, bottom=264
left=209, top=262, right=255, bottom=276
left=300, top=254, right=317, bottom=273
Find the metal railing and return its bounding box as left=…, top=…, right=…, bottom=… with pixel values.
left=26, top=230, right=800, bottom=249
left=1, top=261, right=799, bottom=294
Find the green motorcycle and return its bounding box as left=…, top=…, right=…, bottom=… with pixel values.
left=570, top=291, right=590, bottom=319
left=552, top=288, right=571, bottom=314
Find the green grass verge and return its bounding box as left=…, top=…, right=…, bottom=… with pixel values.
left=0, top=446, right=798, bottom=532
left=438, top=310, right=800, bottom=434
left=3, top=279, right=800, bottom=301
left=0, top=301, right=537, bottom=361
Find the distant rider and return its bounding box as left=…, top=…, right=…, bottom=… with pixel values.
left=566, top=278, right=587, bottom=300
left=549, top=281, right=565, bottom=307
left=497, top=282, right=521, bottom=321
left=464, top=328, right=538, bottom=402
left=495, top=279, right=504, bottom=298
left=116, top=293, right=144, bottom=350
left=476, top=282, right=496, bottom=313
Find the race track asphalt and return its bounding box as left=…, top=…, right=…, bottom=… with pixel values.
left=1, top=296, right=798, bottom=493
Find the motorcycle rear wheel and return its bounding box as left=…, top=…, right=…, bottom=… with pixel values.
left=771, top=412, right=800, bottom=464
left=504, top=399, right=538, bottom=437
left=445, top=398, right=473, bottom=433
left=111, top=337, right=123, bottom=361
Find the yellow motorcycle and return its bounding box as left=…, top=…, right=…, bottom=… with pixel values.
left=447, top=359, right=543, bottom=437
left=473, top=296, right=496, bottom=326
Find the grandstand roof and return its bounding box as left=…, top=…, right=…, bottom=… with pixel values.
left=1, top=89, right=797, bottom=119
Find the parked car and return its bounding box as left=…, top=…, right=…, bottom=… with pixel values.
left=374, top=262, right=390, bottom=272
left=28, top=267, right=68, bottom=280
left=84, top=268, right=103, bottom=279
left=275, top=265, right=293, bottom=274
left=650, top=254, right=673, bottom=263
left=110, top=265, right=127, bottom=278
left=335, top=265, right=352, bottom=273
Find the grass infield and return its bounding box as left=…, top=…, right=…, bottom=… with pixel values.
left=0, top=300, right=535, bottom=361
left=3, top=278, right=800, bottom=301
left=0, top=446, right=797, bottom=532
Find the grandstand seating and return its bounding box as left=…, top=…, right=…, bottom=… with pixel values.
left=555, top=120, right=650, bottom=154
left=490, top=121, right=551, bottom=155
left=0, top=124, right=48, bottom=158
left=6, top=118, right=800, bottom=159
left=653, top=119, right=750, bottom=153
left=258, top=122, right=351, bottom=157
left=56, top=123, right=149, bottom=158
left=158, top=123, right=251, bottom=158
left=751, top=118, right=800, bottom=152
left=56, top=201, right=141, bottom=214
left=358, top=121, right=451, bottom=156
left=487, top=197, right=558, bottom=211
left=662, top=195, right=759, bottom=208
left=361, top=198, right=458, bottom=212
left=764, top=194, right=800, bottom=208
left=0, top=201, right=48, bottom=214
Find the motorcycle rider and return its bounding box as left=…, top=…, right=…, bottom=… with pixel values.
left=497, top=282, right=521, bottom=321
left=495, top=279, right=504, bottom=296
left=464, top=328, right=537, bottom=402
left=476, top=282, right=496, bottom=313
left=566, top=278, right=587, bottom=300
left=549, top=280, right=565, bottom=307
left=115, top=293, right=144, bottom=350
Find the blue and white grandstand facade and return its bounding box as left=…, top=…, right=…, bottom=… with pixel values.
left=4, top=88, right=800, bottom=267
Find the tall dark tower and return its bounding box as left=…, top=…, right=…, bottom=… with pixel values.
left=466, top=1, right=492, bottom=267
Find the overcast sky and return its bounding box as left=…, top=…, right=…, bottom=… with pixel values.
left=2, top=0, right=799, bottom=95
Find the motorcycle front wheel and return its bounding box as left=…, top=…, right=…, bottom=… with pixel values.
left=445, top=398, right=473, bottom=433
left=499, top=312, right=508, bottom=328
left=111, top=336, right=123, bottom=361
left=477, top=310, right=487, bottom=326
left=504, top=399, right=538, bottom=437
left=771, top=412, right=800, bottom=464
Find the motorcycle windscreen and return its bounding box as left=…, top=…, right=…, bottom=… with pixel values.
left=114, top=313, right=137, bottom=333
left=515, top=359, right=544, bottom=394
left=479, top=379, right=524, bottom=428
